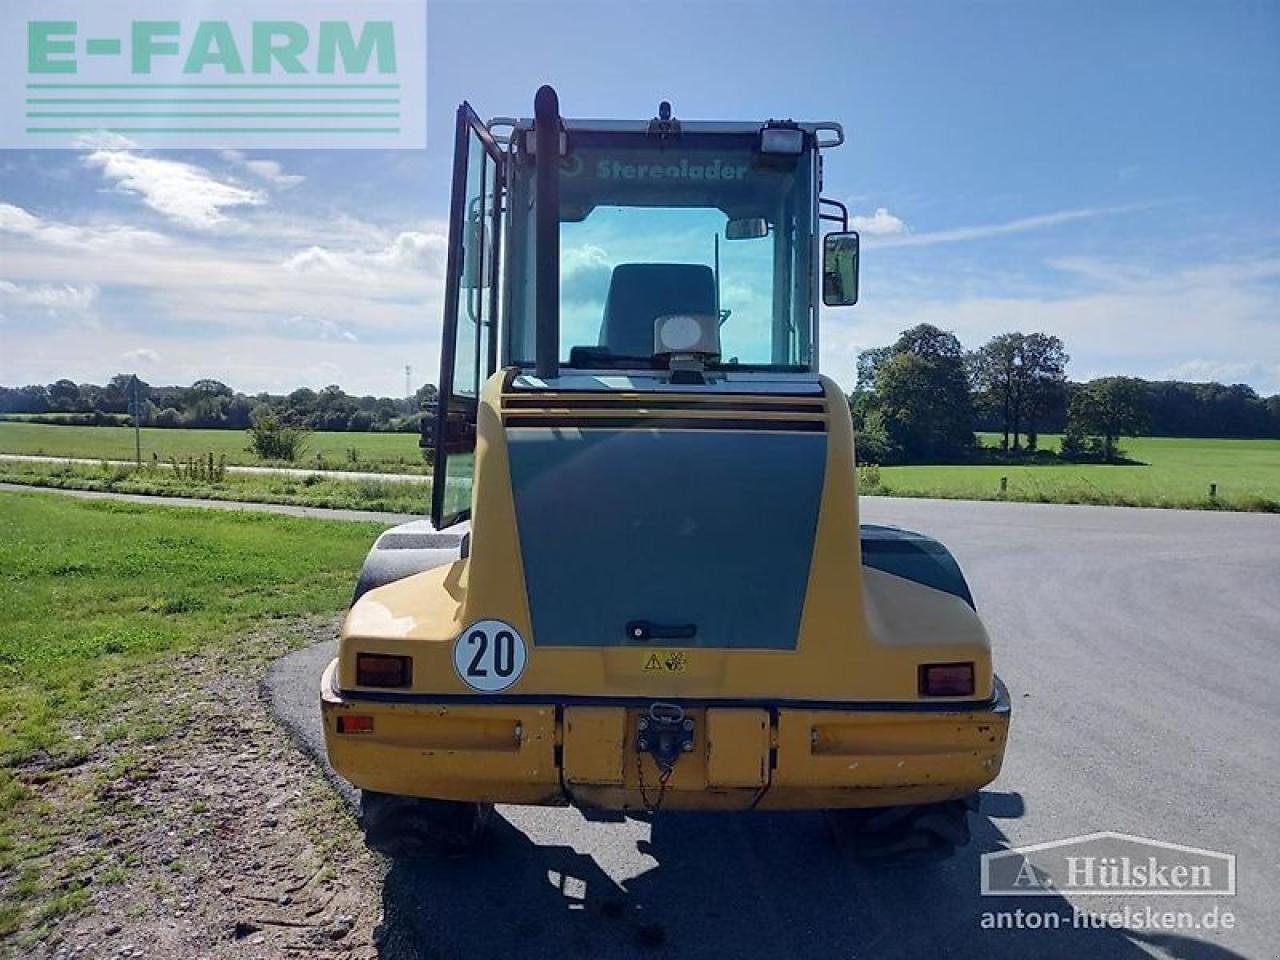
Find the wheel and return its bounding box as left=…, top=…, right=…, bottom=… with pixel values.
left=359, top=790, right=493, bottom=859
left=825, top=794, right=978, bottom=866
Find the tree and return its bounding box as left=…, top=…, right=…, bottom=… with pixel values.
left=969, top=332, right=1068, bottom=451
left=875, top=350, right=975, bottom=462
left=0, top=385, right=50, bottom=413
left=190, top=378, right=232, bottom=397
left=852, top=407, right=897, bottom=464
left=1065, top=377, right=1149, bottom=460
left=47, top=379, right=81, bottom=411
left=103, top=373, right=148, bottom=414
left=969, top=333, right=1022, bottom=452
left=155, top=406, right=182, bottom=427
left=223, top=394, right=255, bottom=429
left=893, top=323, right=965, bottom=361
left=854, top=324, right=975, bottom=463
left=314, top=384, right=358, bottom=430
left=246, top=415, right=310, bottom=461
left=284, top=387, right=318, bottom=424
left=856, top=346, right=894, bottom=390
left=1018, top=333, right=1068, bottom=450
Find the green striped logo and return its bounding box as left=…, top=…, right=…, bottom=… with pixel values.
left=5, top=1, right=426, bottom=148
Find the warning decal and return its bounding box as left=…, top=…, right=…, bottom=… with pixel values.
left=643, top=651, right=688, bottom=673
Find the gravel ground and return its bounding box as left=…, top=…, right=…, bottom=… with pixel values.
left=23, top=621, right=388, bottom=960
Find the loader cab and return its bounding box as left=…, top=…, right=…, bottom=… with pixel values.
left=506, top=120, right=826, bottom=372
left=429, top=89, right=854, bottom=527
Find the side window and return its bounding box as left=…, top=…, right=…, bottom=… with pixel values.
left=431, top=104, right=502, bottom=529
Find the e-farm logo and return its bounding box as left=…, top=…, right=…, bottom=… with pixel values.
left=1, top=0, right=426, bottom=149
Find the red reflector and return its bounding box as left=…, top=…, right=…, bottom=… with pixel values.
left=356, top=653, right=411, bottom=688
left=919, top=662, right=975, bottom=697
left=337, top=715, right=374, bottom=734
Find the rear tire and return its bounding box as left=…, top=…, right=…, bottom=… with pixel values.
left=825, top=794, right=977, bottom=865
left=360, top=790, right=492, bottom=859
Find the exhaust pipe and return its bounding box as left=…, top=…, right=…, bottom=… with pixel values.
left=534, top=84, right=561, bottom=380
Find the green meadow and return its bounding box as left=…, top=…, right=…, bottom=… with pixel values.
left=870, top=435, right=1280, bottom=511
left=2, top=421, right=1277, bottom=512
left=0, top=490, right=381, bottom=941
left=0, top=422, right=425, bottom=473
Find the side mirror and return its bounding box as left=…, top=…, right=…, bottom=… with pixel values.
left=725, top=217, right=769, bottom=240
left=822, top=231, right=859, bottom=306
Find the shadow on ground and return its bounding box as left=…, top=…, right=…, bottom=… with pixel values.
left=370, top=790, right=1244, bottom=960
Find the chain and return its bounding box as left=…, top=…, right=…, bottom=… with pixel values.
left=636, top=753, right=674, bottom=814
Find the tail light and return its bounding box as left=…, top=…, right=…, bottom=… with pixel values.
left=337, top=715, right=374, bottom=734
left=356, top=653, right=412, bottom=688
left=919, top=662, right=975, bottom=697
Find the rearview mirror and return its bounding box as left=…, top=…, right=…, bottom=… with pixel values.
left=725, top=217, right=768, bottom=240
left=822, top=231, right=859, bottom=306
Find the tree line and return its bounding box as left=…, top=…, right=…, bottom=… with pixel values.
left=852, top=324, right=1280, bottom=464
left=0, top=375, right=439, bottom=433
left=4, top=347, right=1278, bottom=463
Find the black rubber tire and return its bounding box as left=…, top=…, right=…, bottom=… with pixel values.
left=825, top=794, right=978, bottom=866
left=359, top=790, right=493, bottom=859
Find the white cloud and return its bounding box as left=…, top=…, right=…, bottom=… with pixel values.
left=868, top=205, right=1143, bottom=249
left=1161, top=359, right=1280, bottom=386
left=822, top=253, right=1280, bottom=394
left=283, top=314, right=359, bottom=342
left=3, top=326, right=430, bottom=398
left=560, top=244, right=613, bottom=304
left=850, top=207, right=907, bottom=236
left=381, top=231, right=448, bottom=270
left=243, top=160, right=305, bottom=189
left=283, top=230, right=448, bottom=277
left=0, top=202, right=167, bottom=250
left=0, top=279, right=99, bottom=310
left=73, top=132, right=139, bottom=151
left=281, top=246, right=352, bottom=275
left=0, top=180, right=449, bottom=393
left=221, top=150, right=305, bottom=189
left=84, top=150, right=266, bottom=229
left=120, top=347, right=160, bottom=365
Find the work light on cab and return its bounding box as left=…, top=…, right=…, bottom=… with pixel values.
left=759, top=121, right=806, bottom=155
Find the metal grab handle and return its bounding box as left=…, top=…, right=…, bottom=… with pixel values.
left=626, top=620, right=696, bottom=642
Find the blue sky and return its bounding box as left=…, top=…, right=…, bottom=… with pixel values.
left=2, top=0, right=1278, bottom=395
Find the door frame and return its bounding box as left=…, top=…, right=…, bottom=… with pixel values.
left=431, top=103, right=504, bottom=529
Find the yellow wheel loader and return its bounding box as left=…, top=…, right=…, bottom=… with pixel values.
left=321, top=86, right=1009, bottom=864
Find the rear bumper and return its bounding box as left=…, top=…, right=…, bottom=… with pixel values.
left=320, top=660, right=1010, bottom=810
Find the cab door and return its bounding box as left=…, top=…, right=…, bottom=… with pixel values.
left=429, top=103, right=503, bottom=529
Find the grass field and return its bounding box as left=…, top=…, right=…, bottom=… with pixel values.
left=871, top=435, right=1280, bottom=511
left=0, top=490, right=382, bottom=942
left=3, top=421, right=1277, bottom=512
left=0, top=458, right=428, bottom=514
left=0, top=422, right=426, bottom=473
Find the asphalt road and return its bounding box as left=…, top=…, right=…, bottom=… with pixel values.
left=265, top=498, right=1280, bottom=959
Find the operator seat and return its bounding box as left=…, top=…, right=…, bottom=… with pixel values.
left=599, top=263, right=717, bottom=357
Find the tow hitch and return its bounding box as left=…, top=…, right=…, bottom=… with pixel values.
left=636, top=702, right=695, bottom=812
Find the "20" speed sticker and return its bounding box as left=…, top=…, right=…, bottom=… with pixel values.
left=453, top=620, right=528, bottom=692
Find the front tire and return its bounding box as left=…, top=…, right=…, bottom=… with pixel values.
left=360, top=790, right=492, bottom=859
left=825, top=794, right=977, bottom=865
